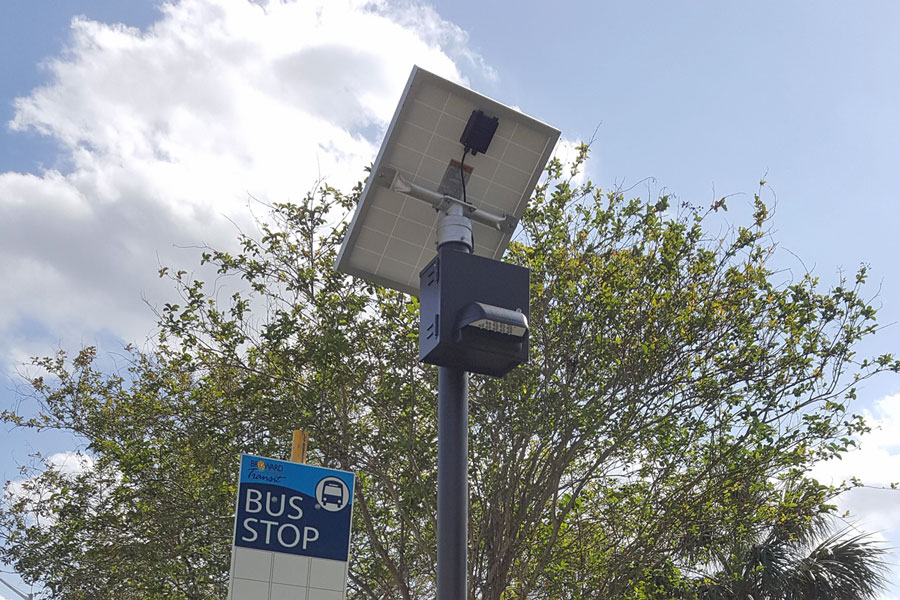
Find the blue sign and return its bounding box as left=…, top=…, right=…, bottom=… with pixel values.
left=233, top=455, right=355, bottom=562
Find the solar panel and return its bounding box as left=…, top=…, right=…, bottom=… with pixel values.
left=335, top=65, right=560, bottom=296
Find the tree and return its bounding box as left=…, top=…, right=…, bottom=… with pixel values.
left=697, top=482, right=887, bottom=600
left=2, top=149, right=896, bottom=599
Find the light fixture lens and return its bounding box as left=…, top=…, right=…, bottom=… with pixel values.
left=468, top=318, right=527, bottom=338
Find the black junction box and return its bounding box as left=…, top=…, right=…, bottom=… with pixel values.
left=419, top=246, right=530, bottom=377
left=460, top=110, right=499, bottom=156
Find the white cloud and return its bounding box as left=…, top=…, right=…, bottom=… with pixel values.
left=1, top=0, right=489, bottom=372
left=812, top=394, right=900, bottom=489
left=811, top=394, right=900, bottom=600
left=3, top=451, right=98, bottom=535
left=551, top=136, right=590, bottom=187
left=46, top=451, right=95, bottom=476
left=5, top=451, right=95, bottom=502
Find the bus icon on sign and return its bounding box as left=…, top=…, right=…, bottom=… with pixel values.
left=315, top=476, right=349, bottom=512
left=322, top=482, right=344, bottom=508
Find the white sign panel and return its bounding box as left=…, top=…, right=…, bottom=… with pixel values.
left=227, top=455, right=355, bottom=600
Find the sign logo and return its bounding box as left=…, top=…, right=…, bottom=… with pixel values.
left=315, top=476, right=350, bottom=512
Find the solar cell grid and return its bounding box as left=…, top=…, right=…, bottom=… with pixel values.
left=336, top=66, right=560, bottom=295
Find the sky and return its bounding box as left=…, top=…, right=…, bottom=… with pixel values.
left=1, top=1, right=899, bottom=597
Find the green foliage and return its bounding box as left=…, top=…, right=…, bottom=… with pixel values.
left=697, top=482, right=888, bottom=600
left=2, top=151, right=895, bottom=599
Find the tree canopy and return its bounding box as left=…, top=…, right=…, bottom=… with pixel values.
left=2, top=148, right=896, bottom=599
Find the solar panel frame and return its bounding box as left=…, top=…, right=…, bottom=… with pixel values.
left=335, top=65, right=560, bottom=296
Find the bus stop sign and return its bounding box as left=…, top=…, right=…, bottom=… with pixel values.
left=228, top=454, right=355, bottom=600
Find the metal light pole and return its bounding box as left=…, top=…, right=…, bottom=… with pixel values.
left=0, top=576, right=33, bottom=600
left=406, top=172, right=531, bottom=600
left=437, top=362, right=469, bottom=600
left=434, top=223, right=474, bottom=600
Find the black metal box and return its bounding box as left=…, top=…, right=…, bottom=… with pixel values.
left=419, top=247, right=530, bottom=377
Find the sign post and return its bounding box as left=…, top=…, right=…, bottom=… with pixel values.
left=291, top=429, right=309, bottom=464
left=227, top=454, right=355, bottom=600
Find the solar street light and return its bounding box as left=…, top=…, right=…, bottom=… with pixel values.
left=335, top=65, right=559, bottom=600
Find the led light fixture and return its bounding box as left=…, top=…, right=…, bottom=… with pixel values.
left=457, top=303, right=528, bottom=338
left=419, top=249, right=530, bottom=377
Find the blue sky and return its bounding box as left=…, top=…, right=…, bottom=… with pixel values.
left=2, top=1, right=899, bottom=597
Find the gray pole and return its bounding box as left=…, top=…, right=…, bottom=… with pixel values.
left=0, top=576, right=33, bottom=600
left=436, top=235, right=472, bottom=600
left=437, top=364, right=468, bottom=600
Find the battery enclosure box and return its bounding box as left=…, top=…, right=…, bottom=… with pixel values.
left=419, top=247, right=530, bottom=377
